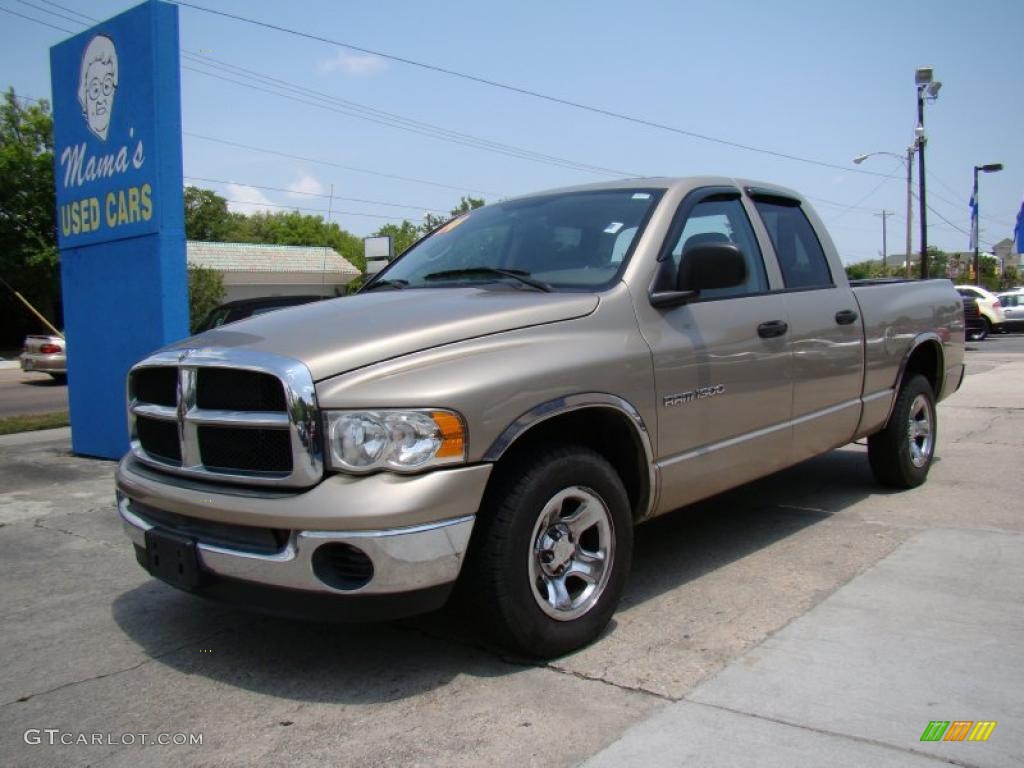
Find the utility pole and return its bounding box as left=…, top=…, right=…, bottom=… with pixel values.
left=905, top=145, right=914, bottom=278
left=875, top=210, right=893, bottom=269
left=973, top=163, right=1005, bottom=286
left=917, top=89, right=928, bottom=279
left=915, top=67, right=941, bottom=280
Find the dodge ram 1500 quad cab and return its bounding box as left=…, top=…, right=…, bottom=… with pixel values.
left=117, top=177, right=965, bottom=658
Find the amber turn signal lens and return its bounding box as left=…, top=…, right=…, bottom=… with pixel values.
left=431, top=411, right=466, bottom=459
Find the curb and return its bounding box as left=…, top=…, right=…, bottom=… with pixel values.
left=0, top=426, right=72, bottom=448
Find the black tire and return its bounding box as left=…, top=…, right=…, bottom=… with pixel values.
left=969, top=317, right=990, bottom=341
left=48, top=373, right=67, bottom=384
left=462, top=444, right=633, bottom=659
left=868, top=374, right=937, bottom=489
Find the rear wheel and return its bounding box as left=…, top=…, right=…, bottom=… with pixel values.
left=868, top=374, right=936, bottom=489
left=969, top=317, right=990, bottom=341
left=463, top=445, right=632, bottom=659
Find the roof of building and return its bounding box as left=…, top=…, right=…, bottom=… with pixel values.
left=186, top=241, right=360, bottom=276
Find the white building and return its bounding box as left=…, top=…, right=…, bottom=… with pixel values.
left=186, top=241, right=361, bottom=302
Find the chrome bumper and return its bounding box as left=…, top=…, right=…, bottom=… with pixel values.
left=118, top=493, right=476, bottom=596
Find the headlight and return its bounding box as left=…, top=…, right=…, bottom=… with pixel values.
left=325, top=409, right=466, bottom=473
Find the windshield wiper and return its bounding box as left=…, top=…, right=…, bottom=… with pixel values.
left=362, top=278, right=409, bottom=292
left=422, top=267, right=552, bottom=292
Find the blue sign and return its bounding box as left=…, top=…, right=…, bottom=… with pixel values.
left=50, top=0, right=188, bottom=459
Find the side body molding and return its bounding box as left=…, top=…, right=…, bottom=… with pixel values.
left=482, top=393, right=659, bottom=520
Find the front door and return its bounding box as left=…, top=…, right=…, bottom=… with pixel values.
left=637, top=188, right=793, bottom=515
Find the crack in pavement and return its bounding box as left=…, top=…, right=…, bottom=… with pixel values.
left=541, top=662, right=676, bottom=702
left=686, top=699, right=982, bottom=768
left=0, top=621, right=255, bottom=708
left=31, top=515, right=121, bottom=549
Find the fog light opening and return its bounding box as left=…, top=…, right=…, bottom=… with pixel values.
left=312, top=543, right=374, bottom=591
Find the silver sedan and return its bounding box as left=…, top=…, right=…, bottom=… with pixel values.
left=20, top=334, right=66, bottom=380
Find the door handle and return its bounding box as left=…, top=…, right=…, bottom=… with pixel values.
left=835, top=309, right=859, bottom=325
left=757, top=320, right=789, bottom=338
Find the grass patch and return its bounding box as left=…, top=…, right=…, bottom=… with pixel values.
left=0, top=411, right=70, bottom=436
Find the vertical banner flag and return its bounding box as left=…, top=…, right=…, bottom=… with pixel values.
left=1015, top=196, right=1024, bottom=255
left=968, top=178, right=979, bottom=252
left=50, top=0, right=188, bottom=459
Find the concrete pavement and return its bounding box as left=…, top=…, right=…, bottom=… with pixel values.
left=0, top=368, right=68, bottom=417
left=0, top=341, right=1020, bottom=767
left=584, top=527, right=1023, bottom=767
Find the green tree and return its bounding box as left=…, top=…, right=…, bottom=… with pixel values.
left=374, top=220, right=420, bottom=257
left=184, top=186, right=239, bottom=241
left=231, top=209, right=365, bottom=272
left=0, top=88, right=58, bottom=345
left=422, top=195, right=485, bottom=233
left=187, top=263, right=225, bottom=333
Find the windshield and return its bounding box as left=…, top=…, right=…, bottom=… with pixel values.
left=366, top=188, right=663, bottom=292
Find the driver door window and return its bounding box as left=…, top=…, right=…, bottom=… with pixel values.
left=665, top=198, right=769, bottom=299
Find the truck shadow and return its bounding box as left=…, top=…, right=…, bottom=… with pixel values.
left=110, top=445, right=889, bottom=704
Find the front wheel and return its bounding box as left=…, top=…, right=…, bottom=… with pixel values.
left=868, top=374, right=936, bottom=489
left=463, top=445, right=633, bottom=659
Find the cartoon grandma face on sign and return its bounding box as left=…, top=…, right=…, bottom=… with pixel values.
left=77, top=34, right=118, bottom=141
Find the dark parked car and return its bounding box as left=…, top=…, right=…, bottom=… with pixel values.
left=195, top=296, right=324, bottom=333
left=963, top=297, right=985, bottom=340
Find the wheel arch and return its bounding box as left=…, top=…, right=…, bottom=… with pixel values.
left=482, top=394, right=656, bottom=522
left=886, top=334, right=944, bottom=427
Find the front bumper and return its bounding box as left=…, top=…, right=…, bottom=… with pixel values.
left=116, top=458, right=492, bottom=618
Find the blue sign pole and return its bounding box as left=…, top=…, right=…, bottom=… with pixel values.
left=50, top=0, right=187, bottom=459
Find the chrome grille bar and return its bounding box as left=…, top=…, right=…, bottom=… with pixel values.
left=127, top=349, right=323, bottom=488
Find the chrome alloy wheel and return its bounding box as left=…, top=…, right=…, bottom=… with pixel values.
left=907, top=393, right=935, bottom=468
left=527, top=486, right=614, bottom=622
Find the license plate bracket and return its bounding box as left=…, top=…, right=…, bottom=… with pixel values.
left=144, top=528, right=205, bottom=590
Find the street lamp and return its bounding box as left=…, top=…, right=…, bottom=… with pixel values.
left=972, top=163, right=1004, bottom=286
left=915, top=67, right=942, bottom=279
left=854, top=148, right=917, bottom=277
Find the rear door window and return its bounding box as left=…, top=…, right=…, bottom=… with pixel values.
left=753, top=200, right=833, bottom=289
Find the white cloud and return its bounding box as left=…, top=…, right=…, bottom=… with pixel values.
left=225, top=183, right=275, bottom=215
left=287, top=174, right=325, bottom=198
left=319, top=51, right=387, bottom=77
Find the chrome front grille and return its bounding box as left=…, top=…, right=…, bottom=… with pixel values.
left=128, top=348, right=323, bottom=487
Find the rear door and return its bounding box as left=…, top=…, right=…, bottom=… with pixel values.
left=636, top=186, right=793, bottom=514
left=748, top=191, right=865, bottom=462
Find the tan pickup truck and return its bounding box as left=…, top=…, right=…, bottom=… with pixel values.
left=117, top=177, right=964, bottom=658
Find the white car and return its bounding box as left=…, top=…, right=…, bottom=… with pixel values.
left=955, top=285, right=1005, bottom=337
left=997, top=293, right=1024, bottom=332
left=20, top=334, right=67, bottom=381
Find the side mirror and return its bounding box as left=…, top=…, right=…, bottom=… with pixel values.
left=678, top=242, right=747, bottom=292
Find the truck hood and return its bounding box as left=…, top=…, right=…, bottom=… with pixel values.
left=172, top=287, right=600, bottom=380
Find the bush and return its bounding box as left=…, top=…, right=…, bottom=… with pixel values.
left=187, top=263, right=225, bottom=333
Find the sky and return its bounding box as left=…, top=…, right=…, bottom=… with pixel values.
left=2, top=0, right=1023, bottom=264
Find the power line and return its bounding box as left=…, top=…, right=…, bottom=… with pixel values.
left=185, top=175, right=443, bottom=213
left=184, top=132, right=506, bottom=196
left=223, top=198, right=405, bottom=221
left=181, top=59, right=634, bottom=178
left=169, top=0, right=894, bottom=178
left=0, top=4, right=75, bottom=33
left=181, top=52, right=635, bottom=178
left=14, top=0, right=86, bottom=27
left=35, top=0, right=96, bottom=22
